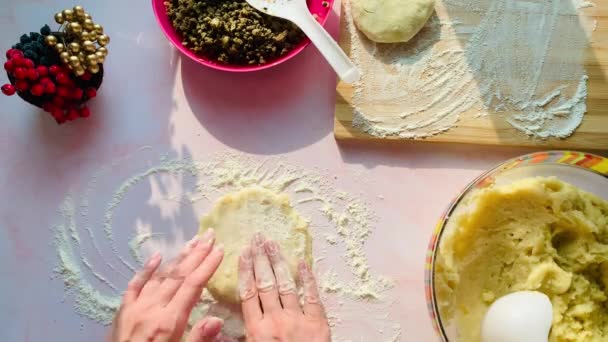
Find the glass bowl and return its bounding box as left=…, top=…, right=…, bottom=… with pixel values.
left=425, top=151, right=608, bottom=341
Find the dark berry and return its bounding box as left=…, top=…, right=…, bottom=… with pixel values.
left=45, top=82, right=56, bottom=94
left=39, top=56, right=50, bottom=66
left=15, top=79, right=29, bottom=92
left=20, top=34, right=30, bottom=44
left=30, top=83, right=44, bottom=96
left=29, top=32, right=40, bottom=40
left=14, top=67, right=27, bottom=79
left=1, top=84, right=16, bottom=96
left=49, top=65, right=61, bottom=75
left=80, top=107, right=91, bottom=117
left=56, top=73, right=70, bottom=85
left=37, top=66, right=48, bottom=77
left=24, top=50, right=37, bottom=61
left=31, top=42, right=43, bottom=53
left=22, top=43, right=32, bottom=51
left=4, top=60, right=14, bottom=72
left=26, top=68, right=38, bottom=81
left=85, top=87, right=97, bottom=99
left=40, top=25, right=51, bottom=36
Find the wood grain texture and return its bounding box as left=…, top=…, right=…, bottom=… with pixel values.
left=334, top=1, right=608, bottom=150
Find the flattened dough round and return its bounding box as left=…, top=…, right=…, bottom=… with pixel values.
left=199, top=187, right=312, bottom=304
left=352, top=0, right=435, bottom=43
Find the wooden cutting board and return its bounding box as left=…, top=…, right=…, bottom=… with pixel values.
left=334, top=1, right=608, bottom=150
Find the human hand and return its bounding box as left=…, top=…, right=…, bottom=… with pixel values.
left=109, top=229, right=231, bottom=342
left=238, top=233, right=331, bottom=342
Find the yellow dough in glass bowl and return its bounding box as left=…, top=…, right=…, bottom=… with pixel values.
left=199, top=187, right=313, bottom=305
left=436, top=177, right=608, bottom=342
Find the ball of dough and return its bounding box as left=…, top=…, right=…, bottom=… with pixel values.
left=352, top=0, right=435, bottom=43
left=199, top=187, right=313, bottom=305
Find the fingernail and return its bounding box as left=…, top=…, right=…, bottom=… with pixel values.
left=202, top=317, right=224, bottom=337
left=214, top=243, right=224, bottom=253
left=298, top=260, right=309, bottom=274
left=264, top=240, right=278, bottom=256
left=146, top=252, right=161, bottom=268
left=241, top=246, right=252, bottom=261
left=201, top=228, right=215, bottom=242
left=253, top=232, right=265, bottom=246
left=188, top=235, right=200, bottom=248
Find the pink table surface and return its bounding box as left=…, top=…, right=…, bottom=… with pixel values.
left=0, top=0, right=543, bottom=341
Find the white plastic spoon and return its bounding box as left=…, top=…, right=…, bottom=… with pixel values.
left=245, top=0, right=360, bottom=83
left=481, top=291, right=553, bottom=342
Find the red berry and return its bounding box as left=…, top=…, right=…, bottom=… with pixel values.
left=49, top=65, right=61, bottom=76
left=15, top=79, right=29, bottom=92
left=67, top=109, right=79, bottom=121
left=45, top=82, right=56, bottom=94
left=8, top=50, right=23, bottom=59
left=71, top=88, right=84, bottom=100
left=4, top=60, right=14, bottom=72
left=57, top=86, right=70, bottom=98
left=1, top=84, right=16, bottom=96
left=6, top=49, right=17, bottom=59
left=80, top=72, right=92, bottom=81
left=85, top=87, right=97, bottom=99
left=37, top=66, right=49, bottom=77
left=52, top=96, right=65, bottom=106
left=30, top=83, right=44, bottom=96
left=80, top=107, right=91, bottom=118
left=11, top=56, right=24, bottom=67
left=51, top=107, right=63, bottom=118
left=56, top=73, right=70, bottom=85
left=23, top=59, right=34, bottom=69
left=13, top=67, right=27, bottom=79
left=51, top=108, right=66, bottom=124
left=39, top=77, right=52, bottom=85
left=26, top=68, right=38, bottom=81
left=42, top=102, right=55, bottom=112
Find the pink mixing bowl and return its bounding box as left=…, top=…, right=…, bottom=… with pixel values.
left=152, top=0, right=334, bottom=72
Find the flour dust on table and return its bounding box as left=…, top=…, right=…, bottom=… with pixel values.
left=347, top=0, right=596, bottom=138
left=52, top=152, right=399, bottom=341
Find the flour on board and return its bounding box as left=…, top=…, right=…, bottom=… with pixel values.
left=52, top=152, right=401, bottom=341
left=347, top=0, right=596, bottom=139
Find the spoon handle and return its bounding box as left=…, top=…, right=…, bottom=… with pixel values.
left=292, top=13, right=360, bottom=84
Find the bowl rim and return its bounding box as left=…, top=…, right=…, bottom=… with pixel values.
left=151, top=0, right=334, bottom=72
left=424, top=150, right=608, bottom=341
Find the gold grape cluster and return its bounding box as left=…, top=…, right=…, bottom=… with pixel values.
left=43, top=6, right=110, bottom=76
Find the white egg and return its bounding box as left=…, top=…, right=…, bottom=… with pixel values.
left=481, top=291, right=553, bottom=342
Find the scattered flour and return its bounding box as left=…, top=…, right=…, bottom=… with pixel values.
left=52, top=152, right=401, bottom=341
left=347, top=0, right=596, bottom=139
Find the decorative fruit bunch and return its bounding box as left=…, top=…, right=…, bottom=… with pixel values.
left=1, top=6, right=110, bottom=124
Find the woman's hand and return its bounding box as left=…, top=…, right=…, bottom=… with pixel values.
left=239, top=233, right=331, bottom=342
left=109, top=229, right=230, bottom=342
